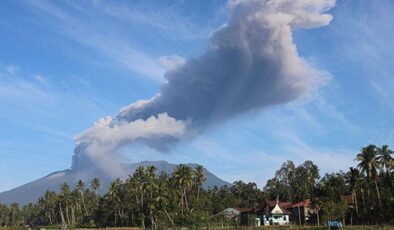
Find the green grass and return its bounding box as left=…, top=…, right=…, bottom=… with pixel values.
left=1, top=226, right=393, bottom=230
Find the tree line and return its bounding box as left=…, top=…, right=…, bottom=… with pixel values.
left=0, top=144, right=393, bottom=228
left=264, top=144, right=394, bottom=225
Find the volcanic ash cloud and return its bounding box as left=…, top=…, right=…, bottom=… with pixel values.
left=72, top=0, right=335, bottom=174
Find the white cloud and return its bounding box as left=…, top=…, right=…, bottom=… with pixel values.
left=73, top=113, right=188, bottom=175
left=76, top=113, right=187, bottom=146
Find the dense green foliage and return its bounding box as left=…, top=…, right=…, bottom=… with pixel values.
left=0, top=144, right=393, bottom=228
left=264, top=144, right=394, bottom=225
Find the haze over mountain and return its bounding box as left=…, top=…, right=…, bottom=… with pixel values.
left=0, top=161, right=230, bottom=205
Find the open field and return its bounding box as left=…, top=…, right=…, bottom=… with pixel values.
left=75, top=226, right=394, bottom=230
left=200, top=226, right=394, bottom=230
left=2, top=226, right=394, bottom=230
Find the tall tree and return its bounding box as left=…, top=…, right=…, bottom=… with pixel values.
left=128, top=166, right=147, bottom=229
left=263, top=161, right=295, bottom=201
left=145, top=166, right=159, bottom=229
left=193, top=165, right=206, bottom=202
left=59, top=183, right=71, bottom=226
left=76, top=180, right=89, bottom=217
left=376, top=145, right=393, bottom=177
left=346, top=167, right=360, bottom=215
left=90, top=178, right=101, bottom=205
left=356, top=145, right=381, bottom=207
left=106, top=178, right=122, bottom=227
left=90, top=178, right=101, bottom=195
left=173, top=164, right=193, bottom=215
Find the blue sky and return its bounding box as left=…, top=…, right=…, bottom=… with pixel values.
left=1, top=0, right=393, bottom=192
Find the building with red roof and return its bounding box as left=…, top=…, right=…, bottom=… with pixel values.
left=256, top=197, right=291, bottom=226
left=291, top=199, right=313, bottom=226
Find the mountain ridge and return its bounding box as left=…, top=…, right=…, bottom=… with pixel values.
left=0, top=160, right=231, bottom=205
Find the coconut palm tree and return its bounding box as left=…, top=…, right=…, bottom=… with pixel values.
left=356, top=145, right=381, bottom=207
left=90, top=178, right=100, bottom=195
left=156, top=172, right=174, bottom=227
left=10, top=203, right=19, bottom=225
left=59, top=183, right=71, bottom=225
left=129, top=166, right=147, bottom=229
left=347, top=167, right=360, bottom=216
left=376, top=145, right=393, bottom=177
left=107, top=178, right=122, bottom=227
left=90, top=178, right=101, bottom=205
left=193, top=165, right=206, bottom=202
left=173, top=164, right=193, bottom=214
left=145, top=166, right=159, bottom=229
left=76, top=180, right=89, bottom=216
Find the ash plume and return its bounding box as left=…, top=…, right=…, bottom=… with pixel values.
left=72, top=0, right=335, bottom=174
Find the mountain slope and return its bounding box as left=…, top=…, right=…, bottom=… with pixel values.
left=0, top=161, right=230, bottom=205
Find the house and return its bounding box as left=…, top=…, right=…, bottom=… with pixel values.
left=341, top=192, right=356, bottom=209
left=235, top=208, right=257, bottom=226
left=220, top=197, right=316, bottom=227
left=257, top=198, right=291, bottom=226
left=341, top=192, right=357, bottom=225
left=219, top=208, right=258, bottom=226
left=291, top=199, right=313, bottom=225
left=221, top=208, right=241, bottom=219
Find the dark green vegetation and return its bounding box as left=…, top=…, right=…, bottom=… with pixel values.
left=0, top=144, right=393, bottom=228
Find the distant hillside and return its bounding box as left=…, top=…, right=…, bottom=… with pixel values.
left=0, top=161, right=231, bottom=205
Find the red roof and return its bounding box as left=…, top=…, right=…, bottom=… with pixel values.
left=292, top=199, right=312, bottom=207
left=258, top=199, right=291, bottom=215
left=258, top=198, right=313, bottom=214
left=341, top=194, right=355, bottom=204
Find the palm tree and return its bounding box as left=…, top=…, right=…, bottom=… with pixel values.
left=89, top=177, right=101, bottom=222
left=347, top=167, right=360, bottom=216
left=145, top=166, right=159, bottom=229
left=156, top=172, right=174, bottom=227
left=59, top=183, right=71, bottom=226
left=376, top=145, right=393, bottom=177
left=129, top=166, right=147, bottom=229
left=107, top=178, right=122, bottom=227
left=356, top=145, right=381, bottom=207
left=173, top=164, right=193, bottom=214
left=10, top=203, right=19, bottom=225
left=40, top=190, right=56, bottom=225
left=90, top=177, right=101, bottom=204
left=193, top=165, right=206, bottom=202
left=76, top=180, right=89, bottom=216
left=90, top=178, right=100, bottom=195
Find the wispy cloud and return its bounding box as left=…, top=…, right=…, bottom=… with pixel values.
left=5, top=65, right=20, bottom=75
left=0, top=64, right=113, bottom=139
left=328, top=1, right=394, bottom=104
left=21, top=0, right=227, bottom=83
left=273, top=130, right=355, bottom=173
left=81, top=1, right=218, bottom=41
left=313, top=94, right=359, bottom=132
left=0, top=66, right=51, bottom=99
left=25, top=0, right=165, bottom=81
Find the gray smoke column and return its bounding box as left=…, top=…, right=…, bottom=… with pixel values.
left=72, top=0, right=335, bottom=174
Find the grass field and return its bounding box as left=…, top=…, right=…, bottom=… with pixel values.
left=206, top=226, right=394, bottom=230
left=1, top=226, right=394, bottom=230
